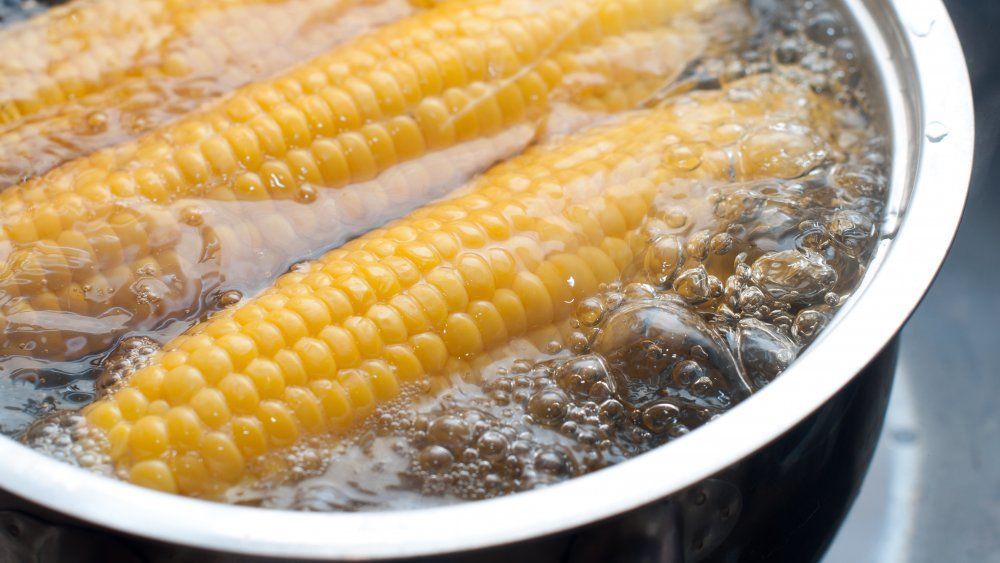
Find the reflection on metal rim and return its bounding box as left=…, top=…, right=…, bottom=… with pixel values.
left=0, top=0, right=974, bottom=559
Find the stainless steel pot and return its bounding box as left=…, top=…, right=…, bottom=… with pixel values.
left=0, top=0, right=974, bottom=561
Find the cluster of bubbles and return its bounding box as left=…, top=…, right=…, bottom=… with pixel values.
left=19, top=336, right=158, bottom=470
left=93, top=337, right=159, bottom=396
left=241, top=166, right=887, bottom=508
left=682, top=0, right=874, bottom=115
left=239, top=330, right=740, bottom=511
left=21, top=412, right=110, bottom=472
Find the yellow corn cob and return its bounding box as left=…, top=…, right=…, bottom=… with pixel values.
left=0, top=0, right=710, bottom=214
left=0, top=0, right=419, bottom=188
left=0, top=0, right=280, bottom=125
left=79, top=75, right=830, bottom=496
left=0, top=0, right=722, bottom=361
left=0, top=0, right=410, bottom=126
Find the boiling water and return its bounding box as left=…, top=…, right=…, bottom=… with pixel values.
left=227, top=0, right=888, bottom=510
left=9, top=0, right=889, bottom=510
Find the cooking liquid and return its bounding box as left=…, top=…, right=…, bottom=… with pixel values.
left=12, top=0, right=889, bottom=510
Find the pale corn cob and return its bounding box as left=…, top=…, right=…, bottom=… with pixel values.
left=79, top=75, right=830, bottom=496
left=0, top=0, right=720, bottom=360
left=0, top=0, right=288, bottom=125
left=0, top=0, right=419, bottom=188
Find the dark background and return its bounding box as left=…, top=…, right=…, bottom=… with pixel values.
left=825, top=1, right=1000, bottom=561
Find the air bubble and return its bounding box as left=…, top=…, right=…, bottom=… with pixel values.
left=673, top=266, right=714, bottom=304
left=554, top=355, right=616, bottom=400
left=806, top=12, right=843, bottom=45
left=591, top=298, right=751, bottom=410
left=907, top=17, right=936, bottom=38
left=527, top=388, right=569, bottom=426
left=295, top=185, right=318, bottom=203
left=642, top=402, right=680, bottom=433
left=84, top=111, right=109, bottom=133
left=925, top=121, right=949, bottom=143
left=179, top=205, right=205, bottom=226
left=685, top=230, right=711, bottom=262
left=775, top=38, right=804, bottom=65
left=644, top=236, right=684, bottom=285
left=750, top=250, right=837, bottom=302
left=737, top=286, right=765, bottom=312
left=710, top=233, right=734, bottom=255
left=792, top=308, right=830, bottom=341
left=217, top=289, right=243, bottom=308
left=736, top=319, right=800, bottom=388
left=576, top=297, right=605, bottom=327
left=476, top=431, right=508, bottom=460
left=598, top=399, right=625, bottom=424
left=739, top=124, right=826, bottom=180
left=533, top=447, right=578, bottom=478
left=661, top=207, right=690, bottom=229
left=665, top=145, right=703, bottom=171
left=672, top=360, right=705, bottom=387
left=418, top=445, right=454, bottom=472
left=427, top=416, right=470, bottom=449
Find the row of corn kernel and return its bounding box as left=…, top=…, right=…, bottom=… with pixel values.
left=2, top=21, right=704, bottom=265
left=0, top=0, right=294, bottom=125
left=0, top=0, right=704, bottom=218
left=0, top=122, right=538, bottom=359
left=0, top=0, right=420, bottom=188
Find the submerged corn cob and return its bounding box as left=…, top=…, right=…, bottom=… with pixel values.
left=0, top=0, right=416, bottom=125
left=0, top=0, right=722, bottom=361
left=0, top=0, right=278, bottom=125
left=79, top=75, right=831, bottom=496
left=0, top=0, right=419, bottom=187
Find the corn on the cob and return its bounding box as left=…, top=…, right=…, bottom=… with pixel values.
left=0, top=0, right=722, bottom=361
left=0, top=0, right=406, bottom=126
left=0, top=0, right=419, bottom=188
left=79, top=75, right=830, bottom=496
left=0, top=0, right=711, bottom=212
left=0, top=0, right=276, bottom=125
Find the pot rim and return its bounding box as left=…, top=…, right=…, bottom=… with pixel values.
left=0, top=0, right=973, bottom=558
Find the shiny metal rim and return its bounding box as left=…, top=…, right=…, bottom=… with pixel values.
left=0, top=0, right=973, bottom=558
